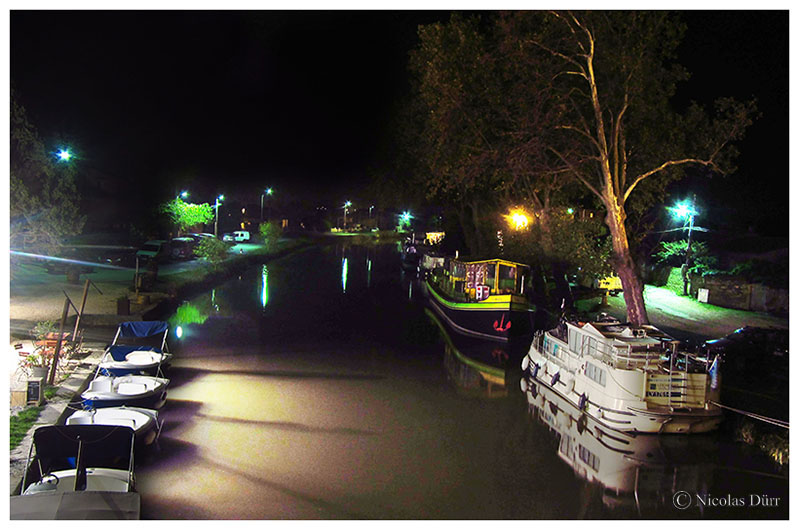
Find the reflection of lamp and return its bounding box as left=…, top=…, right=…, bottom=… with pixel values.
left=341, top=258, right=348, bottom=293
left=261, top=265, right=269, bottom=308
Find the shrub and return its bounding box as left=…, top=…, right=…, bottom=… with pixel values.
left=258, top=222, right=282, bottom=252
left=193, top=238, right=231, bottom=265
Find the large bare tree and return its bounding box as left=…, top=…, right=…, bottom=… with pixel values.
left=514, top=11, right=757, bottom=325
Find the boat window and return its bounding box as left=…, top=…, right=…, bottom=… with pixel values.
left=560, top=434, right=573, bottom=459
left=578, top=444, right=600, bottom=471
left=485, top=263, right=496, bottom=291
left=498, top=264, right=516, bottom=293
left=569, top=329, right=579, bottom=351
left=586, top=362, right=607, bottom=386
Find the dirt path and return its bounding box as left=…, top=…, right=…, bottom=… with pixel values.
left=591, top=284, right=788, bottom=344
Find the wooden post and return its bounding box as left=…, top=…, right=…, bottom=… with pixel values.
left=73, top=279, right=90, bottom=341
left=72, top=279, right=102, bottom=340
left=48, top=297, right=71, bottom=386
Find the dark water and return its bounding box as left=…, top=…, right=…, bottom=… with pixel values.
left=136, top=243, right=788, bottom=519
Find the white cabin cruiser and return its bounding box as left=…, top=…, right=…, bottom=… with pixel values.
left=521, top=314, right=723, bottom=434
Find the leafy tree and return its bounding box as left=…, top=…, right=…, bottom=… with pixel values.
left=501, top=12, right=756, bottom=325
left=160, top=198, right=214, bottom=234
left=258, top=221, right=282, bottom=252
left=10, top=94, right=86, bottom=257
left=408, top=14, right=506, bottom=256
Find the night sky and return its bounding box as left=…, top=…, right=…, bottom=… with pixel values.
left=9, top=10, right=789, bottom=234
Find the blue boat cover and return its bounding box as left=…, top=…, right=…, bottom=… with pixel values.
left=105, top=345, right=161, bottom=361
left=119, top=321, right=169, bottom=338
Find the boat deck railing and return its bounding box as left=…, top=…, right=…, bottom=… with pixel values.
left=537, top=330, right=709, bottom=374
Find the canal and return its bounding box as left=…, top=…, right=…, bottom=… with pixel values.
left=136, top=243, right=788, bottom=519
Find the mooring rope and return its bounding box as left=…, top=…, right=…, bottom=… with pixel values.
left=710, top=400, right=789, bottom=429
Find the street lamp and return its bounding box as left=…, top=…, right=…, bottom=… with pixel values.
left=505, top=208, right=530, bottom=231
left=214, top=194, right=225, bottom=237
left=343, top=201, right=352, bottom=230
left=56, top=148, right=73, bottom=162
left=670, top=196, right=699, bottom=296
left=178, top=190, right=189, bottom=199
left=260, top=187, right=273, bottom=222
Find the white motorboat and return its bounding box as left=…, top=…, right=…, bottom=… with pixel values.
left=11, top=425, right=140, bottom=519
left=66, top=406, right=162, bottom=446
left=81, top=374, right=169, bottom=410
left=98, top=320, right=174, bottom=377
left=98, top=346, right=173, bottom=377
left=521, top=314, right=723, bottom=434
left=521, top=377, right=715, bottom=515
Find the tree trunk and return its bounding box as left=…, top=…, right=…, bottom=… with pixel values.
left=605, top=202, right=649, bottom=326
left=457, top=208, right=478, bottom=257
left=537, top=210, right=573, bottom=309
left=469, top=199, right=485, bottom=256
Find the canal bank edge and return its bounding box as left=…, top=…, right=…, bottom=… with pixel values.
left=7, top=236, right=333, bottom=494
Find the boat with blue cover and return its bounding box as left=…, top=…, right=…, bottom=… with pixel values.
left=97, top=321, right=173, bottom=377
left=11, top=425, right=140, bottom=519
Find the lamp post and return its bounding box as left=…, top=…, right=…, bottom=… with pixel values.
left=670, top=196, right=698, bottom=296
left=343, top=201, right=351, bottom=230
left=260, top=187, right=273, bottom=222
left=56, top=148, right=73, bottom=162
left=214, top=194, right=225, bottom=237
left=178, top=190, right=189, bottom=199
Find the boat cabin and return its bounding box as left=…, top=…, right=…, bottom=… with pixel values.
left=442, top=258, right=531, bottom=301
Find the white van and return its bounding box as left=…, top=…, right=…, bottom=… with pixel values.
left=223, top=230, right=250, bottom=243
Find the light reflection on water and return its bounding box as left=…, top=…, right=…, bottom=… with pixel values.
left=136, top=244, right=788, bottom=520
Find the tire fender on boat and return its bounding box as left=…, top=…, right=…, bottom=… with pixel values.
left=564, top=377, right=575, bottom=394
left=521, top=356, right=530, bottom=372
left=578, top=393, right=588, bottom=411
left=551, top=372, right=560, bottom=387
left=519, top=378, right=528, bottom=393
left=531, top=363, right=539, bottom=380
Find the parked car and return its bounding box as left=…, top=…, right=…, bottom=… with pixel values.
left=136, top=240, right=170, bottom=263
left=222, top=230, right=250, bottom=243
left=170, top=237, right=196, bottom=260
left=704, top=326, right=789, bottom=358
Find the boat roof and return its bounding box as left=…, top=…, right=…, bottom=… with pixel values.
left=118, top=320, right=168, bottom=338
left=32, top=425, right=135, bottom=465
left=455, top=258, right=530, bottom=269
left=569, top=320, right=674, bottom=348
left=10, top=491, right=141, bottom=520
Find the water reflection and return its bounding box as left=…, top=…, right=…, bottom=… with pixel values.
left=427, top=307, right=520, bottom=398
left=522, top=377, right=716, bottom=516
left=261, top=265, right=269, bottom=308
left=147, top=243, right=788, bottom=519
left=341, top=257, right=348, bottom=293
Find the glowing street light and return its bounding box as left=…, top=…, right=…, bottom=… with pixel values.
left=505, top=208, right=530, bottom=231
left=56, top=148, right=73, bottom=162
left=214, top=194, right=225, bottom=237
left=343, top=201, right=352, bottom=230
left=670, top=196, right=699, bottom=296
left=178, top=190, right=189, bottom=199
left=260, top=187, right=274, bottom=221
